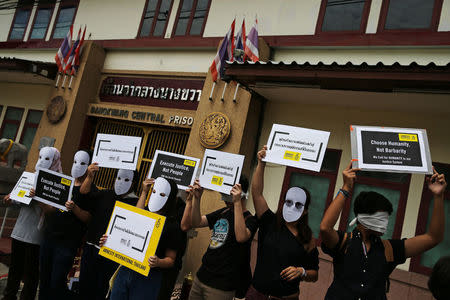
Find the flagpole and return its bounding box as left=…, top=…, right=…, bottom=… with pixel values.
left=233, top=82, right=240, bottom=103
left=68, top=75, right=74, bottom=90
left=61, top=74, right=67, bottom=89
left=220, top=82, right=228, bottom=102
left=209, top=81, right=216, bottom=101
left=54, top=73, right=61, bottom=88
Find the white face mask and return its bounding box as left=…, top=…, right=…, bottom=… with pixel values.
left=71, top=151, right=90, bottom=178
left=350, top=211, right=389, bottom=234
left=35, top=147, right=55, bottom=171
left=114, top=169, right=134, bottom=196
left=282, top=187, right=307, bottom=223
left=148, top=177, right=171, bottom=212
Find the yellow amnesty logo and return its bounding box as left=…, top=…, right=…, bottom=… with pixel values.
left=17, top=190, right=26, bottom=197
left=184, top=159, right=196, bottom=167
left=398, top=134, right=418, bottom=142
left=211, top=176, right=223, bottom=186
left=61, top=178, right=72, bottom=186
left=283, top=150, right=301, bottom=161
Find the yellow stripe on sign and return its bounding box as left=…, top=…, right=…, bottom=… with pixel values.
left=398, top=133, right=418, bottom=142
left=211, top=176, right=223, bottom=186
left=184, top=159, right=196, bottom=167
left=283, top=150, right=301, bottom=161
left=18, top=190, right=26, bottom=197
left=61, top=178, right=72, bottom=186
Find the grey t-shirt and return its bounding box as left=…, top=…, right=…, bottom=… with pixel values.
left=11, top=202, right=43, bottom=245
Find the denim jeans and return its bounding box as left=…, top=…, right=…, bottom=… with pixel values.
left=38, top=237, right=78, bottom=300
left=110, top=267, right=162, bottom=300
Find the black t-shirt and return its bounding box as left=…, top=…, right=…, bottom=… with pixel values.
left=85, top=190, right=138, bottom=245
left=197, top=207, right=258, bottom=291
left=321, top=228, right=406, bottom=300
left=252, top=209, right=319, bottom=297
left=153, top=217, right=183, bottom=270
left=44, top=185, right=93, bottom=248
left=173, top=200, right=187, bottom=271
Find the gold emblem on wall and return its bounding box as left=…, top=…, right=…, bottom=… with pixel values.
left=199, top=112, right=231, bottom=149
left=46, top=96, right=66, bottom=124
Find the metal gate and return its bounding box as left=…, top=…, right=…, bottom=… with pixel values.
left=90, top=119, right=190, bottom=194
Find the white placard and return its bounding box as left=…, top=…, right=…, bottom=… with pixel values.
left=199, top=149, right=244, bottom=194
left=147, top=150, right=200, bottom=190
left=93, top=134, right=142, bottom=170
left=10, top=171, right=35, bottom=205
left=350, top=125, right=432, bottom=174
left=104, top=205, right=156, bottom=262
left=263, top=124, right=330, bottom=172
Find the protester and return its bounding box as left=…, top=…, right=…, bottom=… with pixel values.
left=246, top=145, right=319, bottom=300
left=78, top=164, right=139, bottom=300
left=320, top=163, right=446, bottom=300
left=2, top=147, right=61, bottom=300
left=158, top=195, right=188, bottom=300
left=182, top=176, right=258, bottom=300
left=38, top=150, right=93, bottom=300
left=101, top=177, right=183, bottom=300
left=428, top=256, right=450, bottom=300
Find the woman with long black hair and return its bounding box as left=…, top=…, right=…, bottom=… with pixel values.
left=245, top=145, right=319, bottom=300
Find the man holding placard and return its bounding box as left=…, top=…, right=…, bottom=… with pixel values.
left=38, top=150, right=93, bottom=300
left=78, top=164, right=139, bottom=300
left=182, top=176, right=258, bottom=300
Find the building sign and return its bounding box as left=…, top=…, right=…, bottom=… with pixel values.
left=99, top=76, right=204, bottom=110
left=87, top=103, right=195, bottom=128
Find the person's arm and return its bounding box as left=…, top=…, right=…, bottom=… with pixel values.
left=137, top=178, right=153, bottom=209
left=65, top=200, right=91, bottom=223
left=320, top=161, right=359, bottom=249
left=190, top=180, right=208, bottom=228
left=280, top=267, right=318, bottom=282
left=404, top=168, right=446, bottom=258
left=252, top=146, right=270, bottom=218
left=232, top=184, right=252, bottom=243
left=148, top=249, right=177, bottom=269
left=180, top=189, right=193, bottom=232
left=80, top=163, right=99, bottom=194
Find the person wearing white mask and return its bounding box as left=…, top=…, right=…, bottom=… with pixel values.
left=38, top=150, right=93, bottom=300
left=245, top=146, right=319, bottom=300
left=78, top=163, right=139, bottom=300
left=99, top=177, right=183, bottom=300
left=2, top=147, right=62, bottom=300
left=320, top=162, right=447, bottom=300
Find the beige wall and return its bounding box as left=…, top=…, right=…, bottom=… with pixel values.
left=439, top=0, right=450, bottom=31
left=0, top=82, right=51, bottom=110
left=0, top=8, right=14, bottom=41
left=248, top=90, right=450, bottom=271
left=204, top=0, right=321, bottom=37
left=74, top=0, right=146, bottom=40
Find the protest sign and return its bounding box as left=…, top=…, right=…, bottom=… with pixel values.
left=93, top=134, right=142, bottom=170
left=34, top=169, right=74, bottom=211
left=199, top=149, right=244, bottom=194
left=350, top=125, right=432, bottom=174
left=10, top=171, right=35, bottom=205
left=99, top=201, right=166, bottom=276
left=263, top=124, right=330, bottom=172
left=147, top=150, right=200, bottom=190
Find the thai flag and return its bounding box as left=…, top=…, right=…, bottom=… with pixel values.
left=71, top=26, right=86, bottom=75
left=54, top=25, right=73, bottom=72
left=245, top=18, right=259, bottom=62
left=63, top=27, right=81, bottom=74
left=235, top=19, right=246, bottom=62
left=210, top=19, right=235, bottom=82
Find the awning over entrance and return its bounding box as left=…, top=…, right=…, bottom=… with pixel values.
left=0, top=57, right=58, bottom=84
left=225, top=61, right=450, bottom=93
